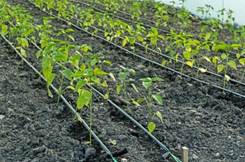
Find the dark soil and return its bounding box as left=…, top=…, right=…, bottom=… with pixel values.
left=2, top=0, right=245, bottom=162
left=0, top=37, right=110, bottom=162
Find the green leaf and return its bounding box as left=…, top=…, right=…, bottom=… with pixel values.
left=116, top=84, right=122, bottom=95
left=17, top=37, right=29, bottom=48
left=103, top=91, right=109, bottom=99
left=152, top=77, right=163, bottom=82
left=68, top=35, right=75, bottom=42
left=141, top=77, right=152, bottom=90
left=155, top=111, right=163, bottom=123
left=183, top=51, right=191, bottom=60
left=80, top=44, right=92, bottom=53
left=20, top=48, right=27, bottom=57
left=217, top=64, right=225, bottom=73
left=227, top=60, right=237, bottom=70
left=62, top=69, right=74, bottom=80
left=203, top=56, right=211, bottom=63
left=119, top=71, right=128, bottom=81
left=1, top=24, right=8, bottom=35
left=103, top=60, right=112, bottom=66
left=212, top=56, right=219, bottom=65
left=42, top=56, right=55, bottom=86
left=221, top=53, right=227, bottom=60
left=69, top=54, right=80, bottom=68
left=152, top=94, right=163, bottom=105
left=101, top=80, right=108, bottom=88
left=76, top=89, right=92, bottom=110
left=212, top=43, right=227, bottom=52
left=128, top=37, right=136, bottom=45
left=122, top=37, right=128, bottom=47
left=109, top=73, right=116, bottom=81
left=45, top=72, right=55, bottom=86
left=93, top=68, right=108, bottom=76
left=75, top=79, right=86, bottom=91
left=131, top=83, right=139, bottom=93
left=198, top=68, right=207, bottom=73
left=185, top=60, right=194, bottom=68
left=224, top=74, right=231, bottom=82
left=147, top=122, right=156, bottom=133
left=132, top=99, right=141, bottom=107
left=54, top=50, right=68, bottom=62
left=239, top=58, right=245, bottom=65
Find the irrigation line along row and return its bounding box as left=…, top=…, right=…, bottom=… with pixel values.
left=28, top=34, right=182, bottom=162
left=65, top=4, right=245, bottom=88
left=0, top=34, right=118, bottom=162
left=76, top=0, right=241, bottom=57
left=71, top=0, right=168, bottom=34
left=27, top=1, right=245, bottom=99
left=70, top=0, right=245, bottom=87
left=88, top=85, right=182, bottom=162
left=79, top=0, right=163, bottom=29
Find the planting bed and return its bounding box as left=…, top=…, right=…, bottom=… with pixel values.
left=0, top=37, right=110, bottom=162
left=0, top=0, right=244, bottom=162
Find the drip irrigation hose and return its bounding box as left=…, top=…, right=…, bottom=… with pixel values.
left=70, top=0, right=169, bottom=34
left=88, top=85, right=182, bottom=162
left=0, top=34, right=118, bottom=162
left=28, top=35, right=182, bottom=162
left=63, top=4, right=245, bottom=88
left=79, top=0, right=160, bottom=27
left=74, top=0, right=242, bottom=57
left=27, top=1, right=245, bottom=99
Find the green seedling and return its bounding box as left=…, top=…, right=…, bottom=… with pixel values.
left=140, top=77, right=164, bottom=133
left=116, top=67, right=136, bottom=98
left=147, top=27, right=164, bottom=47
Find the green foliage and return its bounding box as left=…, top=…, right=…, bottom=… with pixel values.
left=2, top=0, right=244, bottom=144
left=76, top=89, right=92, bottom=110
left=147, top=121, right=156, bottom=133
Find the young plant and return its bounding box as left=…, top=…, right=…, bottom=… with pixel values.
left=140, top=77, right=164, bottom=133
left=153, top=3, right=169, bottom=27
left=197, top=4, right=214, bottom=19
left=147, top=27, right=164, bottom=48
left=116, top=67, right=136, bottom=98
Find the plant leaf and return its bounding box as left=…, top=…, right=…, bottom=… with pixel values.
left=75, top=79, right=86, bottom=91
left=1, top=24, right=8, bottom=35
left=217, top=64, right=225, bottom=73
left=93, top=67, right=108, bottom=76
left=227, top=60, right=237, bottom=70
left=76, top=89, right=92, bottom=110
left=131, top=83, right=139, bottom=93
left=62, top=69, right=74, bottom=80
left=20, top=48, right=27, bottom=57
left=186, top=60, right=194, bottom=68
left=224, top=74, right=231, bottom=82
left=198, top=68, right=207, bottom=73
left=116, top=84, right=122, bottom=95
left=152, top=94, right=163, bottom=105
left=147, top=122, right=156, bottom=133
left=239, top=58, right=245, bottom=65
left=155, top=111, right=163, bottom=123
left=132, top=99, right=140, bottom=107
left=141, top=77, right=152, bottom=90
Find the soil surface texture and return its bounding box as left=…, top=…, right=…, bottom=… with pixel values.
left=1, top=0, right=245, bottom=162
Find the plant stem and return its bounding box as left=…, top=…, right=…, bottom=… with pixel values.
left=89, top=98, right=93, bottom=144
